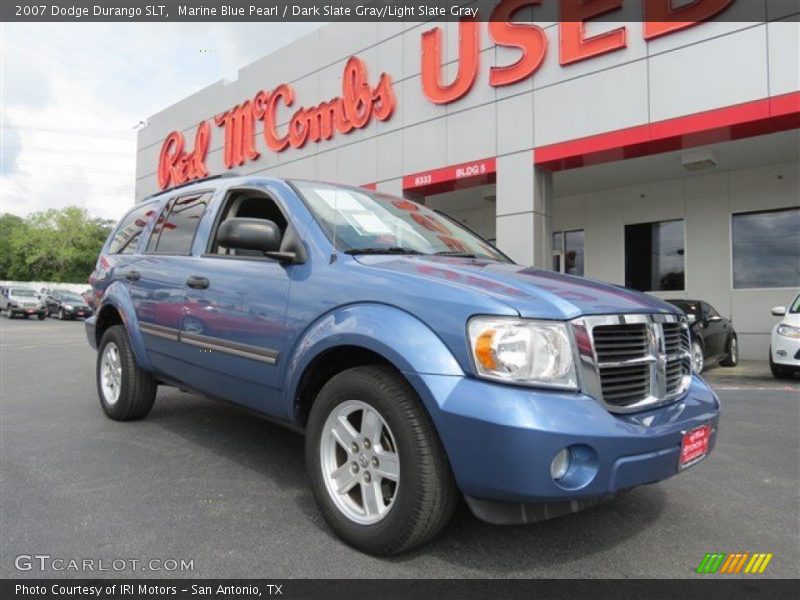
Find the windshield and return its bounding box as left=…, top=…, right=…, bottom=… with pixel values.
left=292, top=181, right=510, bottom=262
left=791, top=295, right=800, bottom=313
left=61, top=293, right=83, bottom=302
left=667, top=300, right=700, bottom=319
left=10, top=289, right=36, bottom=297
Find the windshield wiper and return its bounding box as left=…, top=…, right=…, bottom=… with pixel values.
left=344, top=247, right=423, bottom=256
left=433, top=250, right=478, bottom=258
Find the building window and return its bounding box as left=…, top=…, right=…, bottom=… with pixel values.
left=732, top=207, right=800, bottom=289
left=625, top=220, right=685, bottom=292
left=552, top=230, right=585, bottom=276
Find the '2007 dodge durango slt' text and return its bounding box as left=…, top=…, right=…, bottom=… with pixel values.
left=86, top=175, right=720, bottom=555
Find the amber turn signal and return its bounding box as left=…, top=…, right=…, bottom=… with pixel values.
left=474, top=329, right=497, bottom=370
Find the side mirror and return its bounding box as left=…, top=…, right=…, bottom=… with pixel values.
left=707, top=315, right=722, bottom=322
left=217, top=218, right=281, bottom=254
left=771, top=306, right=787, bottom=317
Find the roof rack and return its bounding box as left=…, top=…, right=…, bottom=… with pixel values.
left=143, top=172, right=240, bottom=202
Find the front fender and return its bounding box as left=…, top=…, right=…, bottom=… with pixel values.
left=97, top=281, right=155, bottom=372
left=283, top=303, right=464, bottom=419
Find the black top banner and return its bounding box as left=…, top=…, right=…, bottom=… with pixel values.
left=2, top=0, right=799, bottom=22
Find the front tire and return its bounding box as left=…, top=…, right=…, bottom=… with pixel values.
left=720, top=335, right=738, bottom=367
left=305, top=365, right=458, bottom=556
left=97, top=325, right=157, bottom=420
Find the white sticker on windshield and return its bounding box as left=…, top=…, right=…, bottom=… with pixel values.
left=346, top=212, right=393, bottom=235
left=316, top=189, right=365, bottom=212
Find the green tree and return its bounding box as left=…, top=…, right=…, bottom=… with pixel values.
left=1, top=207, right=113, bottom=282
left=0, top=213, right=29, bottom=280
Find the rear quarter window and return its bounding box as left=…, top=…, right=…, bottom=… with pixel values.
left=108, top=204, right=157, bottom=255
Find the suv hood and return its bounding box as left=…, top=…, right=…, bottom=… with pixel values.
left=355, top=255, right=678, bottom=320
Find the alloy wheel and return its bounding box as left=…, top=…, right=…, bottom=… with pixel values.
left=100, top=342, right=123, bottom=405
left=320, top=400, right=400, bottom=525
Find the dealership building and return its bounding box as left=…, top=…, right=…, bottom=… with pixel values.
left=135, top=5, right=800, bottom=359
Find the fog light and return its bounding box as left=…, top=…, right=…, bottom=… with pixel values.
left=777, top=350, right=787, bottom=357
left=550, top=448, right=570, bottom=480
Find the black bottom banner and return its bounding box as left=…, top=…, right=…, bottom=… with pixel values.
left=2, top=579, right=799, bottom=600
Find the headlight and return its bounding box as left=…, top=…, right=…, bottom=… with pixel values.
left=467, top=317, right=578, bottom=389
left=63, top=304, right=73, bottom=310
left=777, top=324, right=800, bottom=339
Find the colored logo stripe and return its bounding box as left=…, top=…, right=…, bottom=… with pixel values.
left=720, top=553, right=749, bottom=573
left=744, top=553, right=773, bottom=574
left=697, top=553, right=726, bottom=573
left=696, top=552, right=773, bottom=574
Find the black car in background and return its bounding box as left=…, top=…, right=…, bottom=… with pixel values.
left=666, top=299, right=738, bottom=374
left=44, top=290, right=94, bottom=320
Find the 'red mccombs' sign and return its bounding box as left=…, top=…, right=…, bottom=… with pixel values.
left=157, top=56, right=394, bottom=190
left=157, top=0, right=733, bottom=190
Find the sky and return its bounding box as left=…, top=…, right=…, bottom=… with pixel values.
left=0, top=21, right=324, bottom=221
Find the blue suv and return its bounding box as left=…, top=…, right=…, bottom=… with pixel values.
left=87, top=175, right=720, bottom=555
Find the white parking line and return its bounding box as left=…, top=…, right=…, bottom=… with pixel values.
left=0, top=340, right=86, bottom=350
left=712, top=385, right=799, bottom=393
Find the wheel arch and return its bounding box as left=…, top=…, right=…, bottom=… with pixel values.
left=284, top=303, right=464, bottom=427
left=94, top=282, right=154, bottom=371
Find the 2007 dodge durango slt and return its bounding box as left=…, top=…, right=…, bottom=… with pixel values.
left=86, top=175, right=720, bottom=555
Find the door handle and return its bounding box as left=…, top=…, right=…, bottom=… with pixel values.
left=123, top=270, right=141, bottom=282
left=186, top=275, right=210, bottom=290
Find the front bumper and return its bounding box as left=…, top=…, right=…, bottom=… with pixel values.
left=406, top=372, right=719, bottom=520
left=771, top=333, right=800, bottom=367
left=62, top=307, right=93, bottom=318
left=8, top=306, right=45, bottom=316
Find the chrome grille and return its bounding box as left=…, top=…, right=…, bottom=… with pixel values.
left=571, top=314, right=692, bottom=414
left=593, top=324, right=649, bottom=362
left=663, top=322, right=691, bottom=397
left=598, top=363, right=651, bottom=405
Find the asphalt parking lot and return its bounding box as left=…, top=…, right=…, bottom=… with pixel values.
left=1, top=317, right=798, bottom=578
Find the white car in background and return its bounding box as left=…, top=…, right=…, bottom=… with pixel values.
left=770, top=293, right=800, bottom=379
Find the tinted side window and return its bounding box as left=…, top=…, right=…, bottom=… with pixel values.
left=148, top=193, right=210, bottom=256
left=108, top=204, right=155, bottom=255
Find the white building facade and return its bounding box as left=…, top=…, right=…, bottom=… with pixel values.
left=136, top=3, right=800, bottom=359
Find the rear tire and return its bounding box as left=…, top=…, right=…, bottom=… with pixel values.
left=720, top=335, right=738, bottom=367
left=306, top=365, right=458, bottom=556
left=97, top=325, right=157, bottom=420
left=769, top=351, right=796, bottom=380
left=37, top=313, right=46, bottom=321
